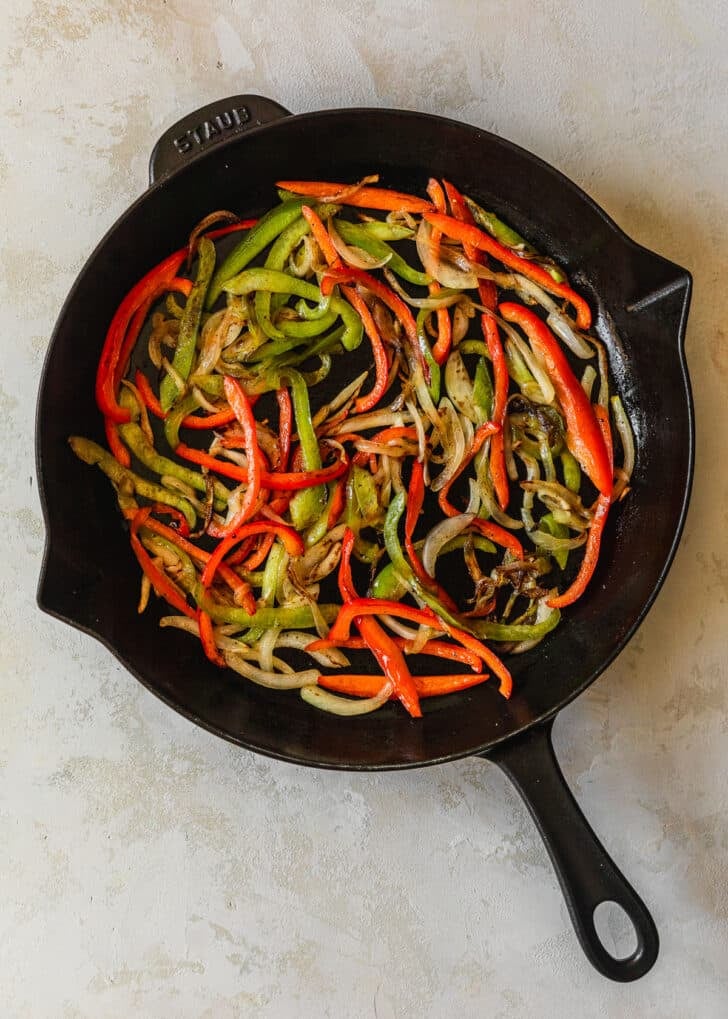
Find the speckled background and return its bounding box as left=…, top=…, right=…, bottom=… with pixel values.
left=2, top=1, right=727, bottom=1015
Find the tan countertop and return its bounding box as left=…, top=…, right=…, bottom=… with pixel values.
left=2, top=1, right=727, bottom=1015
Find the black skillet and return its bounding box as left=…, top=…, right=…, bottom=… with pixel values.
left=36, top=96, right=694, bottom=981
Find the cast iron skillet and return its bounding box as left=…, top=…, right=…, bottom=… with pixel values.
left=36, top=96, right=694, bottom=981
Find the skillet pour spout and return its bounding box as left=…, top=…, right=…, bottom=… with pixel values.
left=36, top=94, right=693, bottom=981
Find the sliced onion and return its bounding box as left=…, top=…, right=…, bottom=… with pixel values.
left=383, top=269, right=462, bottom=309
left=300, top=682, right=393, bottom=715
left=160, top=476, right=207, bottom=513
left=422, top=513, right=475, bottom=576
left=444, top=349, right=479, bottom=423
left=452, top=301, right=473, bottom=344
left=328, top=218, right=392, bottom=270
left=498, top=320, right=555, bottom=405
left=528, top=529, right=587, bottom=552
left=330, top=409, right=411, bottom=435
left=466, top=477, right=481, bottom=515
left=475, top=455, right=524, bottom=529
left=611, top=395, right=634, bottom=479
left=581, top=364, right=597, bottom=400
left=515, top=450, right=540, bottom=531
left=276, top=631, right=350, bottom=669
left=510, top=599, right=559, bottom=654
left=404, top=399, right=428, bottom=466
left=197, top=306, right=244, bottom=376
left=288, top=234, right=315, bottom=277
left=546, top=311, right=593, bottom=359
left=416, top=219, right=477, bottom=289
left=430, top=399, right=466, bottom=492
left=258, top=627, right=279, bottom=673
left=225, top=654, right=318, bottom=689
left=379, top=614, right=444, bottom=641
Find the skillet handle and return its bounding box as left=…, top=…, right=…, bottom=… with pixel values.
left=486, top=719, right=659, bottom=981
left=149, top=94, right=292, bottom=184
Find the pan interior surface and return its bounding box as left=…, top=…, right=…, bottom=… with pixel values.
left=36, top=109, right=693, bottom=768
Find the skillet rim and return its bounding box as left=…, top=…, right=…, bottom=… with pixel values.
left=35, top=105, right=695, bottom=770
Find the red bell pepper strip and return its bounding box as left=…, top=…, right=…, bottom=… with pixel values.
left=547, top=492, right=611, bottom=609
left=544, top=401, right=614, bottom=609
left=424, top=210, right=592, bottom=331
left=327, top=475, right=348, bottom=529
left=221, top=377, right=262, bottom=534
left=201, top=520, right=304, bottom=589
left=96, top=249, right=186, bottom=424
left=425, top=178, right=453, bottom=366
left=239, top=532, right=276, bottom=571
left=133, top=513, right=254, bottom=610
left=198, top=608, right=226, bottom=667
left=338, top=528, right=422, bottom=718
left=317, top=672, right=490, bottom=699
left=326, top=596, right=512, bottom=698
left=593, top=402, right=614, bottom=472
left=277, top=180, right=433, bottom=214
left=498, top=303, right=612, bottom=497
left=204, top=219, right=259, bottom=241
left=302, top=205, right=390, bottom=414
left=405, top=459, right=460, bottom=613
left=175, top=442, right=348, bottom=490
left=371, top=426, right=419, bottom=444
left=307, top=634, right=482, bottom=671
left=276, top=386, right=293, bottom=471
left=437, top=420, right=499, bottom=517
left=104, top=418, right=130, bottom=468
left=134, top=370, right=238, bottom=430
left=470, top=517, right=524, bottom=559
left=442, top=179, right=509, bottom=510
left=144, top=502, right=191, bottom=537
left=320, top=265, right=427, bottom=379
left=301, top=204, right=339, bottom=264
left=128, top=507, right=195, bottom=619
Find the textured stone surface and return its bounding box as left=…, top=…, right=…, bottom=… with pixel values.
left=2, top=1, right=727, bottom=1015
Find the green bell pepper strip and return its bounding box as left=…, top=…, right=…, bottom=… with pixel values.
left=298, top=355, right=332, bottom=388
left=255, top=215, right=313, bottom=339
left=470, top=607, right=561, bottom=643
left=416, top=309, right=441, bottom=403
left=560, top=450, right=582, bottom=492
left=260, top=542, right=286, bottom=606
left=370, top=561, right=408, bottom=600
left=439, top=534, right=497, bottom=557
left=269, top=367, right=328, bottom=530
left=279, top=326, right=346, bottom=368
left=142, top=533, right=199, bottom=592
left=159, top=237, right=216, bottom=411
left=295, top=296, right=333, bottom=320
left=156, top=541, right=339, bottom=629
left=68, top=437, right=197, bottom=530
left=464, top=196, right=566, bottom=284
left=458, top=339, right=487, bottom=357
left=383, top=492, right=465, bottom=629
left=254, top=202, right=340, bottom=340
left=163, top=392, right=199, bottom=452
left=207, top=199, right=310, bottom=307
left=336, top=221, right=431, bottom=286
left=537, top=512, right=570, bottom=570
left=472, top=357, right=494, bottom=422
left=222, top=268, right=363, bottom=352
left=342, top=220, right=414, bottom=242
left=276, top=308, right=339, bottom=338
left=351, top=465, right=381, bottom=521
left=117, top=422, right=229, bottom=511
left=203, top=599, right=339, bottom=630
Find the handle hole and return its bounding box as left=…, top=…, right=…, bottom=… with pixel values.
left=593, top=901, right=639, bottom=960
